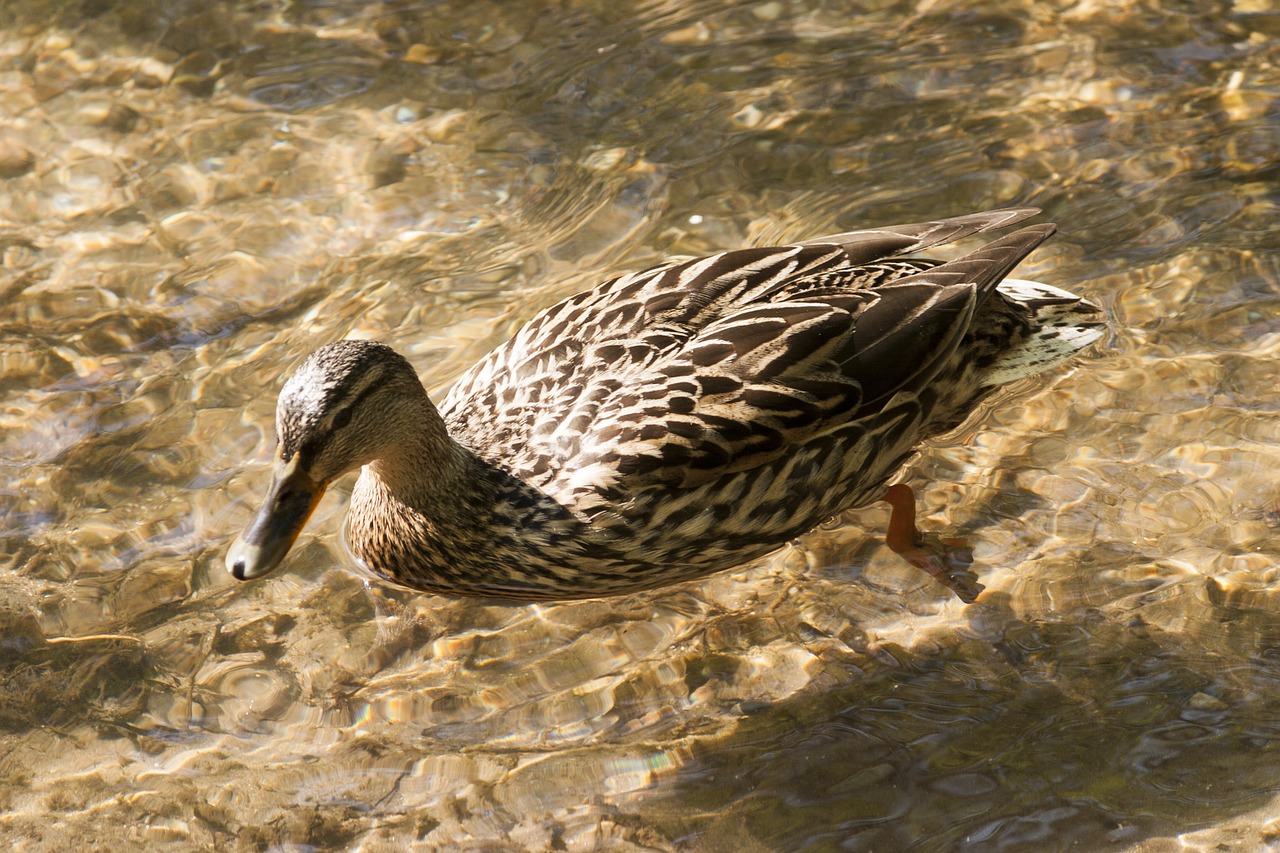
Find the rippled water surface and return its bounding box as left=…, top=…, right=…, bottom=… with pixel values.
left=2, top=0, right=1279, bottom=849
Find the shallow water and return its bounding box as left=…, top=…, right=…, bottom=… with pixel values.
left=2, top=0, right=1279, bottom=849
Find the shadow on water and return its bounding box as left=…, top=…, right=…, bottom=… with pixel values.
left=640, top=584, right=1280, bottom=850
left=1, top=0, right=1279, bottom=849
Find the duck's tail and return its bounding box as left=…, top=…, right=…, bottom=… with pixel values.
left=982, top=279, right=1106, bottom=386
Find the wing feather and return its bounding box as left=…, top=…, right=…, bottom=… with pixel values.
left=442, top=211, right=1055, bottom=509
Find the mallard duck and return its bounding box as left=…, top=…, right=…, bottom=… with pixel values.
left=226, top=208, right=1103, bottom=603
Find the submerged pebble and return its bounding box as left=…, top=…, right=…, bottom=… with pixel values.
left=0, top=139, right=35, bottom=178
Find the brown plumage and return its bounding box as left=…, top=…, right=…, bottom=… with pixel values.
left=226, top=208, right=1103, bottom=601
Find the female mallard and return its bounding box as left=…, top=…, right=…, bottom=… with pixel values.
left=226, top=208, right=1102, bottom=603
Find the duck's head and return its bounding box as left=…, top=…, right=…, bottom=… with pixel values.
left=225, top=339, right=427, bottom=581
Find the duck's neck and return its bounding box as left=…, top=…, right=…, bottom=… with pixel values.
left=347, top=393, right=603, bottom=597
left=364, top=397, right=481, bottom=511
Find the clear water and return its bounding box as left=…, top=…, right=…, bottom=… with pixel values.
left=1, top=0, right=1278, bottom=849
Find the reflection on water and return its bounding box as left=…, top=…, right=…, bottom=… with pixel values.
left=2, top=0, right=1279, bottom=848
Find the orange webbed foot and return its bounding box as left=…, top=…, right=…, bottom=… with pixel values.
left=881, top=483, right=983, bottom=604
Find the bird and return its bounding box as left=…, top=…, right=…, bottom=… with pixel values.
left=225, top=207, right=1103, bottom=603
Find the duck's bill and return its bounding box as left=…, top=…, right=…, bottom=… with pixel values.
left=226, top=454, right=327, bottom=581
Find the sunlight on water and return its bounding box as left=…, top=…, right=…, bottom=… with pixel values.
left=2, top=0, right=1280, bottom=849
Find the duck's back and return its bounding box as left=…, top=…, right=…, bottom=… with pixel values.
left=440, top=209, right=1099, bottom=527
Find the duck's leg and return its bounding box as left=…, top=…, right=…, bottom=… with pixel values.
left=882, top=484, right=983, bottom=603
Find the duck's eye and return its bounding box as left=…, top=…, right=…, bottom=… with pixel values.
left=332, top=409, right=352, bottom=430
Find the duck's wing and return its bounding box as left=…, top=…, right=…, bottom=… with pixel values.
left=796, top=207, right=1040, bottom=262
left=445, top=208, right=1041, bottom=411
left=443, top=242, right=853, bottom=476
left=536, top=223, right=1055, bottom=500
left=443, top=210, right=1046, bottom=481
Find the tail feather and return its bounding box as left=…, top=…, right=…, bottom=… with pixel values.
left=983, top=278, right=1105, bottom=385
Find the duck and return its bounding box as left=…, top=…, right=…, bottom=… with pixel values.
left=225, top=207, right=1103, bottom=603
